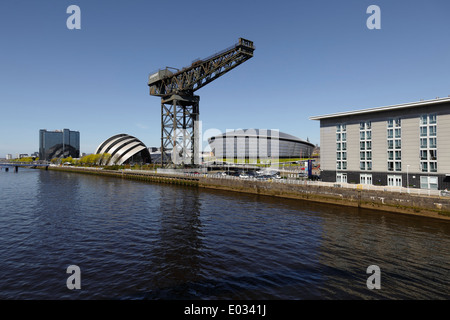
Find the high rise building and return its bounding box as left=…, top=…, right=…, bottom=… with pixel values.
left=39, top=129, right=80, bottom=161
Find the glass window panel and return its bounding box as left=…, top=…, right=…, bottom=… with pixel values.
left=430, top=162, right=437, bottom=172
left=429, top=138, right=436, bottom=148
left=429, top=114, right=436, bottom=124
left=420, top=127, right=427, bottom=136
left=420, top=138, right=427, bottom=148
left=429, top=125, right=436, bottom=136
left=388, top=151, right=393, bottom=160
left=420, top=115, right=427, bottom=125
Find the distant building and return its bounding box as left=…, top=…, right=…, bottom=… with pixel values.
left=6, top=154, right=13, bottom=160
left=39, top=129, right=80, bottom=161
left=95, top=133, right=151, bottom=165
left=310, top=97, right=450, bottom=190
left=208, top=129, right=314, bottom=163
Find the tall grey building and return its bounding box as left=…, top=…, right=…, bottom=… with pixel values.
left=39, top=129, right=80, bottom=161
left=310, top=97, right=450, bottom=190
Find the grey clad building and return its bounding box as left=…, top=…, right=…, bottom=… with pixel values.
left=208, top=129, right=314, bottom=162
left=310, top=97, right=450, bottom=190
left=39, top=129, right=80, bottom=161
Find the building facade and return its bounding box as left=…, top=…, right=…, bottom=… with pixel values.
left=310, top=98, right=450, bottom=190
left=208, top=129, right=314, bottom=162
left=95, top=133, right=151, bottom=165
left=39, top=129, right=80, bottom=161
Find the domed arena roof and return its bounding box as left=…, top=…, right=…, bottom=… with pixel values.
left=95, top=134, right=151, bottom=165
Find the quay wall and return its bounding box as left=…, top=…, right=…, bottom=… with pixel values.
left=44, top=166, right=450, bottom=221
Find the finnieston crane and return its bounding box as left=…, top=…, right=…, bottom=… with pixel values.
left=148, top=38, right=255, bottom=168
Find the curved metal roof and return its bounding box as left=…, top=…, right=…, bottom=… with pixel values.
left=209, top=129, right=314, bottom=147
left=95, top=134, right=150, bottom=165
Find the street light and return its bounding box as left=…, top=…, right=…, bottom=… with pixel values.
left=407, top=164, right=410, bottom=193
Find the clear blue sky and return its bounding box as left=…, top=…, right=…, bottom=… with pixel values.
left=1, top=0, right=449, bottom=157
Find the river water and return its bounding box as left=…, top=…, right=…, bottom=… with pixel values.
left=0, top=168, right=449, bottom=299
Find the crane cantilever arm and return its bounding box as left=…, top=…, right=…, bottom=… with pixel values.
left=148, top=38, right=254, bottom=97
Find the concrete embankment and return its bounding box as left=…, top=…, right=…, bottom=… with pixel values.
left=45, top=166, right=450, bottom=221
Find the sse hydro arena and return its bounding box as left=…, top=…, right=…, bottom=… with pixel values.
left=208, top=129, right=314, bottom=162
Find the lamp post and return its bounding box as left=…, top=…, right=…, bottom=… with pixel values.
left=407, top=164, right=410, bottom=193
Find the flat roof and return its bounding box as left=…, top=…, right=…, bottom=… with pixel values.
left=309, top=97, right=450, bottom=120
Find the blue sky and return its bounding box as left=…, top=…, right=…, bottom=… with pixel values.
left=1, top=0, right=449, bottom=157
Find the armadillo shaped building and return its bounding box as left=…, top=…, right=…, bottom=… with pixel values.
left=95, top=134, right=151, bottom=165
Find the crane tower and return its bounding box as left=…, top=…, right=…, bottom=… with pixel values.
left=148, top=38, right=255, bottom=168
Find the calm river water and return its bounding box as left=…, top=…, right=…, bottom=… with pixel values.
left=0, top=168, right=449, bottom=299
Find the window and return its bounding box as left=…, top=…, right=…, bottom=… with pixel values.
left=420, top=176, right=438, bottom=190
left=429, top=150, right=437, bottom=161
left=420, top=138, right=427, bottom=148
left=336, top=124, right=347, bottom=171
left=360, top=121, right=372, bottom=171
left=420, top=127, right=427, bottom=136
left=429, top=126, right=436, bottom=136
left=421, top=162, right=428, bottom=172
left=336, top=173, right=347, bottom=183
left=420, top=115, right=427, bottom=125
left=430, top=162, right=437, bottom=172
left=429, top=114, right=436, bottom=124
left=360, top=174, right=373, bottom=185
left=388, top=175, right=402, bottom=187
left=360, top=162, right=366, bottom=170
left=429, top=138, right=436, bottom=148
left=388, top=151, right=394, bottom=160
left=420, top=150, right=427, bottom=160
left=387, top=118, right=401, bottom=173
left=388, top=162, right=394, bottom=171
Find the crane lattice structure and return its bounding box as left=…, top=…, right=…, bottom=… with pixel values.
left=148, top=38, right=255, bottom=168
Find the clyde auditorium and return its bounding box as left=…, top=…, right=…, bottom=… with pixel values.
left=208, top=129, right=314, bottom=161
left=95, top=134, right=151, bottom=165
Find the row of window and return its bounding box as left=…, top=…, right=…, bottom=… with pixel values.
left=336, top=173, right=439, bottom=190
left=336, top=114, right=438, bottom=173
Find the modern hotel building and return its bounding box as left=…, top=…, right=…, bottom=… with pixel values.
left=310, top=97, right=450, bottom=190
